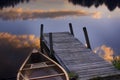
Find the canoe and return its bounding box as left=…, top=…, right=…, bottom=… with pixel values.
left=17, top=49, right=69, bottom=80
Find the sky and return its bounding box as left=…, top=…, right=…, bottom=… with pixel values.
left=0, top=0, right=120, bottom=79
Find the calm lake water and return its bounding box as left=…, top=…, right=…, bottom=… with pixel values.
left=0, top=0, right=120, bottom=79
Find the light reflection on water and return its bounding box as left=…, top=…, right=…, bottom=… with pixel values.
left=0, top=0, right=120, bottom=79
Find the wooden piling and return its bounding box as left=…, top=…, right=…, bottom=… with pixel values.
left=49, top=33, right=54, bottom=58
left=69, top=23, right=74, bottom=36
left=83, top=27, right=91, bottom=49
left=40, top=24, right=44, bottom=53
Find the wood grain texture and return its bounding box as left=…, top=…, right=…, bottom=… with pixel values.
left=44, top=32, right=120, bottom=80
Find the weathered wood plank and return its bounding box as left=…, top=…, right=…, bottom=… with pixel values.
left=77, top=67, right=120, bottom=79
left=44, top=32, right=73, bottom=37
left=62, top=59, right=105, bottom=66
left=68, top=61, right=111, bottom=69
left=69, top=65, right=113, bottom=72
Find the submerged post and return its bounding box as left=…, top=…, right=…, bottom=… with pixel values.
left=83, top=27, right=91, bottom=49
left=49, top=33, right=54, bottom=58
left=40, top=24, right=44, bottom=53
left=69, top=23, right=74, bottom=36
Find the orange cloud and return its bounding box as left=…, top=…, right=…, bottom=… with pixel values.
left=0, top=8, right=105, bottom=20
left=94, top=45, right=114, bottom=62
left=0, top=8, right=91, bottom=20
left=0, top=32, right=40, bottom=48
left=92, top=11, right=102, bottom=19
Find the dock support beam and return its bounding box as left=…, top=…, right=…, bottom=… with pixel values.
left=40, top=24, right=44, bottom=53
left=69, top=23, right=74, bottom=36
left=83, top=27, right=91, bottom=49
left=49, top=33, right=54, bottom=58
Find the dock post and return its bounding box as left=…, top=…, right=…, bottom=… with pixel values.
left=69, top=23, right=74, bottom=36
left=40, top=24, right=44, bottom=53
left=83, top=27, right=91, bottom=49
left=49, top=33, right=54, bottom=58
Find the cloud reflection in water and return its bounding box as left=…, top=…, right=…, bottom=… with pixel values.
left=0, top=32, right=40, bottom=79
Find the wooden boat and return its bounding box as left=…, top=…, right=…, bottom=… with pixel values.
left=17, top=49, right=69, bottom=80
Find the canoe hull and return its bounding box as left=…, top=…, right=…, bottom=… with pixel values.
left=17, top=49, right=69, bottom=80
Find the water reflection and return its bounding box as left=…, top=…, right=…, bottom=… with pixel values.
left=69, top=0, right=120, bottom=11
left=0, top=0, right=29, bottom=9
left=0, top=33, right=39, bottom=79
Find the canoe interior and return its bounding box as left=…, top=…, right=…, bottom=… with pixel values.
left=17, top=51, right=69, bottom=80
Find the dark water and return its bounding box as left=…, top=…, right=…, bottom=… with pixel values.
left=0, top=0, right=120, bottom=79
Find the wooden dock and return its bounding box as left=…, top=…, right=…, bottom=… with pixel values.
left=42, top=31, right=120, bottom=80
left=40, top=23, right=120, bottom=80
